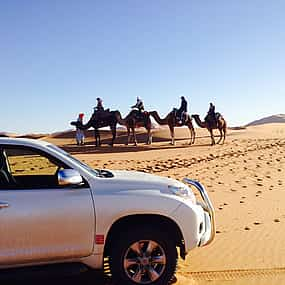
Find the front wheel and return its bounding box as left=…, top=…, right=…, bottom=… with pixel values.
left=109, top=227, right=177, bottom=285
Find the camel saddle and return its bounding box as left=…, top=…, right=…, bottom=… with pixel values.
left=131, top=110, right=148, bottom=122
left=172, top=108, right=188, bottom=125
left=205, top=112, right=222, bottom=124
left=93, top=109, right=111, bottom=120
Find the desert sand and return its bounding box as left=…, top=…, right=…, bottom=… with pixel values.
left=42, top=123, right=285, bottom=284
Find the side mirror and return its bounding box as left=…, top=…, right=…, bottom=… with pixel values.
left=58, top=169, right=83, bottom=186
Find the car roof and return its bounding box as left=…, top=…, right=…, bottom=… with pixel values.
left=0, top=137, right=51, bottom=148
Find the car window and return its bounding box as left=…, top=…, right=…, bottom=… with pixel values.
left=7, top=148, right=59, bottom=176
left=0, top=146, right=67, bottom=189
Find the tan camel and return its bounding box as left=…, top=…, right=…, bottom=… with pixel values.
left=192, top=114, right=227, bottom=145
left=149, top=110, right=195, bottom=145
left=114, top=110, right=152, bottom=146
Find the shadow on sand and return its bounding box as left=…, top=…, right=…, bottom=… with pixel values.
left=62, top=132, right=227, bottom=155
left=4, top=269, right=178, bottom=285
left=1, top=269, right=112, bottom=285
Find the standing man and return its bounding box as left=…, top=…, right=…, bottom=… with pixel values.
left=75, top=113, right=85, bottom=146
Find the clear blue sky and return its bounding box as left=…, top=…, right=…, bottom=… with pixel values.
left=1, top=0, right=284, bottom=134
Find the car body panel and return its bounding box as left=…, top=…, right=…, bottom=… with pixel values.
left=0, top=187, right=95, bottom=266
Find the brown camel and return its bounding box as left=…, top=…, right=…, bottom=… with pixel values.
left=114, top=110, right=152, bottom=146
left=71, top=111, right=118, bottom=147
left=192, top=114, right=227, bottom=145
left=149, top=110, right=195, bottom=145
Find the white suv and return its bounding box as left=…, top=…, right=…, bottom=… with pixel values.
left=0, top=138, right=215, bottom=285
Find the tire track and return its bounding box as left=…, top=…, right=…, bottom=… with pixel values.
left=179, top=267, right=285, bottom=281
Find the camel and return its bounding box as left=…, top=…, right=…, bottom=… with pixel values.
left=71, top=111, right=118, bottom=147
left=114, top=110, right=152, bottom=146
left=192, top=114, right=227, bottom=145
left=149, top=110, right=195, bottom=145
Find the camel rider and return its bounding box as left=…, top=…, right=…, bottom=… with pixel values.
left=206, top=102, right=217, bottom=124
left=75, top=113, right=85, bottom=145
left=209, top=102, right=215, bottom=115
left=177, top=96, right=188, bottom=124
left=94, top=97, right=104, bottom=112
left=131, top=96, right=145, bottom=112
left=93, top=97, right=110, bottom=121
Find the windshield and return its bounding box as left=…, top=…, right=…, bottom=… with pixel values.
left=47, top=144, right=99, bottom=176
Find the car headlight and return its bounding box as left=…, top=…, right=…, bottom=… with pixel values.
left=168, top=184, right=196, bottom=203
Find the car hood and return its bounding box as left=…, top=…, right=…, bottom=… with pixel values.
left=92, top=170, right=185, bottom=195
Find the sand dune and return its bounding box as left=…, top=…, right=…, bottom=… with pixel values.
left=246, top=114, right=285, bottom=126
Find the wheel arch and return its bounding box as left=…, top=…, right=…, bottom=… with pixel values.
left=104, top=214, right=186, bottom=259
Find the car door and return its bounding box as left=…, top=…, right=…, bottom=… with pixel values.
left=0, top=145, right=95, bottom=266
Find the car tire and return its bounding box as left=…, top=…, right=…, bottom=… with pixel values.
left=109, top=226, right=177, bottom=285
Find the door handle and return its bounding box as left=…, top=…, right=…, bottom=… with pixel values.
left=0, top=202, right=9, bottom=209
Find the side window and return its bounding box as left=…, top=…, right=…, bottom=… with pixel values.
left=2, top=146, right=67, bottom=189
left=7, top=148, right=59, bottom=176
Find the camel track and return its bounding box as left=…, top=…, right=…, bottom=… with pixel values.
left=89, top=138, right=285, bottom=174
left=143, top=139, right=285, bottom=174
left=179, top=267, right=285, bottom=281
